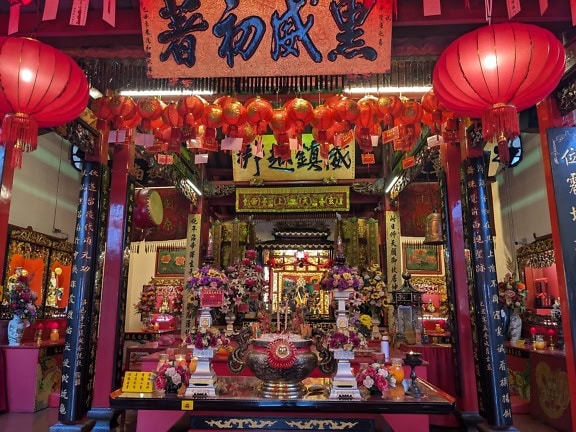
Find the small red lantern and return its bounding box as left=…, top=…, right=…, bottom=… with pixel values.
left=332, top=97, right=359, bottom=131
left=310, top=105, right=334, bottom=143
left=421, top=90, right=452, bottom=134
left=285, top=97, right=313, bottom=134
left=162, top=102, right=184, bottom=151
left=222, top=100, right=247, bottom=137
left=433, top=22, right=565, bottom=162
left=177, top=95, right=206, bottom=127
left=137, top=97, right=164, bottom=132
left=245, top=97, right=273, bottom=135
left=0, top=37, right=89, bottom=167
left=109, top=96, right=138, bottom=130
left=377, top=95, right=403, bottom=127
left=204, top=104, right=223, bottom=151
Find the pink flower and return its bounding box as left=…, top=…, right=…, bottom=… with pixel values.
left=155, top=375, right=167, bottom=390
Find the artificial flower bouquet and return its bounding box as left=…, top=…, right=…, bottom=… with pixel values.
left=327, top=327, right=366, bottom=351
left=356, top=362, right=396, bottom=394
left=320, top=262, right=363, bottom=291
left=498, top=273, right=527, bottom=312
left=186, top=326, right=229, bottom=351
left=153, top=361, right=191, bottom=394
left=186, top=265, right=229, bottom=319
left=134, top=284, right=156, bottom=315
left=225, top=249, right=265, bottom=314
left=7, top=268, right=37, bottom=322
left=359, top=263, right=387, bottom=315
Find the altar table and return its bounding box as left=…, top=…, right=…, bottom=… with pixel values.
left=110, top=376, right=455, bottom=432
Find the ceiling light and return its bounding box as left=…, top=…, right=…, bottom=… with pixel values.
left=344, top=86, right=432, bottom=95
left=184, top=178, right=202, bottom=196
left=89, top=87, right=103, bottom=99
left=385, top=175, right=400, bottom=193
left=120, top=89, right=214, bottom=97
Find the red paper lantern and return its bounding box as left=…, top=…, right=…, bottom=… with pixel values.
left=376, top=95, right=403, bottom=127
left=0, top=37, right=89, bottom=167
left=310, top=105, right=335, bottom=143
left=222, top=100, right=247, bottom=136
left=285, top=97, right=313, bottom=134
left=177, top=95, right=206, bottom=127
left=433, top=22, right=565, bottom=162
left=137, top=97, right=164, bottom=132
left=421, top=90, right=452, bottom=133
left=109, top=96, right=138, bottom=130
left=332, top=97, right=359, bottom=131
left=245, top=97, right=273, bottom=135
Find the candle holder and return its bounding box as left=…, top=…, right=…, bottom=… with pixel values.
left=404, top=352, right=423, bottom=398
left=548, top=329, right=556, bottom=351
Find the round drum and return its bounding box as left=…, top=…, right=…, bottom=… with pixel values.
left=133, top=188, right=164, bottom=229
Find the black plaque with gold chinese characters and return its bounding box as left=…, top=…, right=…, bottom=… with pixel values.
left=546, top=128, right=576, bottom=355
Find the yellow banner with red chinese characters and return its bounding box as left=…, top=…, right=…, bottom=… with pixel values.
left=236, top=186, right=349, bottom=213
left=140, top=0, right=392, bottom=78
left=232, top=133, right=355, bottom=182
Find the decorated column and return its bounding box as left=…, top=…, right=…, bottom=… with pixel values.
left=464, top=152, right=515, bottom=430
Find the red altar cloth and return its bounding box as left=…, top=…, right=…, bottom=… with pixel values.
left=0, top=347, right=7, bottom=412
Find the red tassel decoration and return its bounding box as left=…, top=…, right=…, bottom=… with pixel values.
left=482, top=103, right=520, bottom=143
left=497, top=134, right=511, bottom=166
left=1, top=113, right=38, bottom=169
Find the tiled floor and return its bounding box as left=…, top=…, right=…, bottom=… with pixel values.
left=0, top=409, right=562, bottom=432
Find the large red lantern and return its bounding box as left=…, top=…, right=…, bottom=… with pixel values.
left=0, top=37, right=89, bottom=167
left=433, top=22, right=565, bottom=162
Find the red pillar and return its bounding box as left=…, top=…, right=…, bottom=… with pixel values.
left=0, top=145, right=16, bottom=282
left=92, top=143, right=134, bottom=408
left=443, top=138, right=480, bottom=421
left=536, top=97, right=576, bottom=424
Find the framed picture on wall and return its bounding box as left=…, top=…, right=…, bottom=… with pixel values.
left=155, top=248, right=186, bottom=277
left=402, top=242, right=443, bottom=275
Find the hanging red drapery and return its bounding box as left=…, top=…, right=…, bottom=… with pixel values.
left=432, top=22, right=565, bottom=165
left=0, top=37, right=89, bottom=168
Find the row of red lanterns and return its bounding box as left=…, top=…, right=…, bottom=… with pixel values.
left=91, top=91, right=453, bottom=160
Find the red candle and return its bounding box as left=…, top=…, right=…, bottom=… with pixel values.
left=547, top=328, right=555, bottom=336
left=530, top=327, right=536, bottom=335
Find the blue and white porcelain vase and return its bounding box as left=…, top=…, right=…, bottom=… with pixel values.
left=8, top=315, right=26, bottom=346
left=508, top=309, right=522, bottom=343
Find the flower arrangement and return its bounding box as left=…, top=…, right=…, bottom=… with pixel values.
left=134, top=285, right=156, bottom=315
left=356, top=362, right=396, bottom=394
left=359, top=263, right=387, bottom=315
left=327, top=328, right=366, bottom=351
left=186, top=326, right=229, bottom=350
left=498, top=274, right=527, bottom=312
left=7, top=268, right=37, bottom=322
left=320, top=263, right=363, bottom=291
left=171, top=284, right=184, bottom=315
left=186, top=265, right=229, bottom=319
left=154, top=361, right=190, bottom=394
left=225, top=249, right=265, bottom=314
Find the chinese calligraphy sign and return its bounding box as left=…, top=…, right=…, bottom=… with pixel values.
left=140, top=0, right=392, bottom=78
left=236, top=185, right=349, bottom=212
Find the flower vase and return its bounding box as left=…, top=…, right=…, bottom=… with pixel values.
left=8, top=315, right=26, bottom=346
left=186, top=348, right=216, bottom=397
left=329, top=349, right=361, bottom=399
left=508, top=309, right=522, bottom=343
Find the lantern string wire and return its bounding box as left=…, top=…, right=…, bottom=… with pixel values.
left=484, top=0, right=493, bottom=25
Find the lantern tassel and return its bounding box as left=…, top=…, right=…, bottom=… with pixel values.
left=12, top=141, right=23, bottom=169
left=1, top=113, right=38, bottom=169
left=481, top=103, right=519, bottom=144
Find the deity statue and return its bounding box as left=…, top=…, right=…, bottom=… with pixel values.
left=46, top=271, right=63, bottom=307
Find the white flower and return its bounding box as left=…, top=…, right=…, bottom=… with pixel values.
left=171, top=373, right=181, bottom=385
left=363, top=376, right=375, bottom=388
